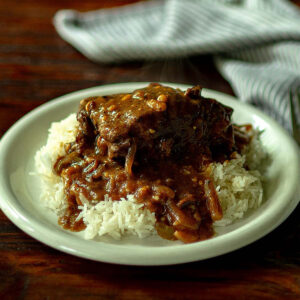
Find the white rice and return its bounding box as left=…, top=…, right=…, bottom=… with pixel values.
left=212, top=156, right=263, bottom=226
left=35, top=114, right=266, bottom=240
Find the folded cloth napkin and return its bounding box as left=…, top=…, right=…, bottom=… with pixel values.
left=54, top=0, right=300, bottom=131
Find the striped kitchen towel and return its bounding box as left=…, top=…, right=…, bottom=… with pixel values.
left=54, top=0, right=300, bottom=131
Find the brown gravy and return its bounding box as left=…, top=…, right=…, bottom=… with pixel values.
left=54, top=83, right=250, bottom=243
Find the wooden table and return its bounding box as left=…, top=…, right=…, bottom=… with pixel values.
left=1, top=1, right=299, bottom=299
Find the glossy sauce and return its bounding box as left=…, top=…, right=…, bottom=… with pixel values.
left=54, top=84, right=249, bottom=243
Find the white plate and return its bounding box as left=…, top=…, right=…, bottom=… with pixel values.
left=0, top=82, right=299, bottom=266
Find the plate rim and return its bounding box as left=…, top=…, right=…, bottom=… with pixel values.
left=0, top=82, right=299, bottom=266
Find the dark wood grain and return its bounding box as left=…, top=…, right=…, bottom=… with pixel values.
left=0, top=1, right=300, bottom=299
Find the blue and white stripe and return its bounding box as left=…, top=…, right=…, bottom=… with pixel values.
left=54, top=0, right=300, bottom=131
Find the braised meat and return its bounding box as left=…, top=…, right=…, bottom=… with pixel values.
left=54, top=83, right=250, bottom=243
